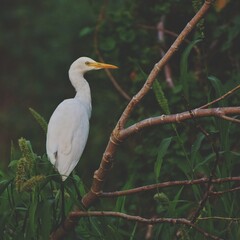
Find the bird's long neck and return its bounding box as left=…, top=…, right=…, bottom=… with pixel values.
left=69, top=71, right=92, bottom=118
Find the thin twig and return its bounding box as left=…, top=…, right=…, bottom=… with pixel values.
left=198, top=216, right=240, bottom=221
left=99, top=177, right=240, bottom=198
left=157, top=16, right=174, bottom=88
left=199, top=84, right=240, bottom=109
left=219, top=115, right=240, bottom=124
left=137, top=23, right=200, bottom=55
left=210, top=186, right=240, bottom=196
left=69, top=211, right=223, bottom=240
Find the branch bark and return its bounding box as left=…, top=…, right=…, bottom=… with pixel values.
left=120, top=107, right=240, bottom=139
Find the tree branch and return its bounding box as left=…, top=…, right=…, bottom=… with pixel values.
left=121, top=107, right=240, bottom=139
left=99, top=177, right=240, bottom=198
left=157, top=16, right=174, bottom=88
left=69, top=211, right=223, bottom=240
left=198, top=216, right=240, bottom=222
left=199, top=84, right=240, bottom=109
left=117, top=0, right=213, bottom=130
left=210, top=186, right=240, bottom=196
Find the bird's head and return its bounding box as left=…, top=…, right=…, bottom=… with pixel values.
left=69, top=56, right=118, bottom=74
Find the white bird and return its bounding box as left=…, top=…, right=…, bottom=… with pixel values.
left=46, top=57, right=118, bottom=181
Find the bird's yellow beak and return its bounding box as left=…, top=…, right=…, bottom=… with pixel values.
left=88, top=62, right=118, bottom=69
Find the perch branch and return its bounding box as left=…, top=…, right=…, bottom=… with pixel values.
left=121, top=107, right=240, bottom=139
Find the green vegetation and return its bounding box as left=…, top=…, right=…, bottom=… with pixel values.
left=0, top=0, right=240, bottom=239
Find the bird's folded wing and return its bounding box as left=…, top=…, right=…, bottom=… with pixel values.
left=46, top=99, right=89, bottom=178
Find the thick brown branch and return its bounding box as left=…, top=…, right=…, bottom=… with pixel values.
left=118, top=0, right=213, bottom=130
left=121, top=107, right=240, bottom=139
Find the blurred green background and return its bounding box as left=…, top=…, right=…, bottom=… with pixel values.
left=0, top=0, right=123, bottom=171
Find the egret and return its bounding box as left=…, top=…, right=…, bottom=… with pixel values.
left=46, top=57, right=118, bottom=181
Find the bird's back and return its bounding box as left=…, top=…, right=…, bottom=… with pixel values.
left=46, top=98, right=90, bottom=180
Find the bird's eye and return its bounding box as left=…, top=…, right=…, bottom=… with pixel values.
left=85, top=61, right=90, bottom=65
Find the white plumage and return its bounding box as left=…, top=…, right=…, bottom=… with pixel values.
left=46, top=57, right=118, bottom=181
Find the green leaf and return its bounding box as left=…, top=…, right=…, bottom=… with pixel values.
left=168, top=187, right=183, bottom=217
left=25, top=198, right=38, bottom=239
left=180, top=39, right=202, bottom=100
left=100, top=37, right=116, bottom=51
left=208, top=75, right=226, bottom=107
left=8, top=159, right=19, bottom=168
left=191, top=133, right=205, bottom=166
left=129, top=222, right=138, bottom=240
left=153, top=80, right=171, bottom=114
left=73, top=175, right=86, bottom=196
left=119, top=28, right=136, bottom=42
left=89, top=217, right=104, bottom=239
left=0, top=179, right=13, bottom=195
left=154, top=192, right=169, bottom=209
left=115, top=196, right=126, bottom=213
left=29, top=108, right=48, bottom=134
left=154, top=137, right=172, bottom=181
left=10, top=141, right=16, bottom=161
left=208, top=76, right=230, bottom=151
left=79, top=27, right=93, bottom=38
left=38, top=199, right=52, bottom=239
left=115, top=178, right=133, bottom=229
